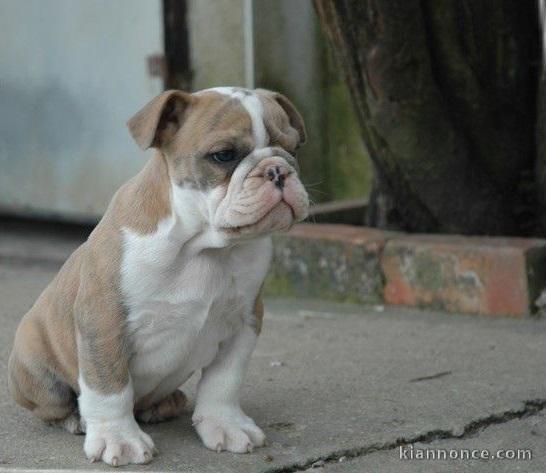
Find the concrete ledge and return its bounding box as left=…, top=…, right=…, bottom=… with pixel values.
left=267, top=224, right=546, bottom=317
left=3, top=219, right=546, bottom=318
left=382, top=235, right=546, bottom=317
left=267, top=224, right=390, bottom=303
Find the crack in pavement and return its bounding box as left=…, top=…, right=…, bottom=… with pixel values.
left=266, top=398, right=546, bottom=472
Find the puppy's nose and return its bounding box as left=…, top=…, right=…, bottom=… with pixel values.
left=265, top=164, right=289, bottom=190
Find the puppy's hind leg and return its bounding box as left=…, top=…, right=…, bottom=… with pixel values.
left=135, top=389, right=187, bottom=424
left=8, top=354, right=82, bottom=434
left=49, top=411, right=85, bottom=435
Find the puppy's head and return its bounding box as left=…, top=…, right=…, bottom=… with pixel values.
left=127, top=87, right=309, bottom=237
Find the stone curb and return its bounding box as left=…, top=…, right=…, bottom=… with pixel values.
left=266, top=224, right=546, bottom=317
left=3, top=221, right=546, bottom=318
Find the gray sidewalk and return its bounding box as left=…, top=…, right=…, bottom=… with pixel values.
left=1, top=229, right=546, bottom=472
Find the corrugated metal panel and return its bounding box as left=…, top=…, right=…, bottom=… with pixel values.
left=0, top=0, right=164, bottom=221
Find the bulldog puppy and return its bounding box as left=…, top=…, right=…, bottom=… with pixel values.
left=8, top=87, right=309, bottom=466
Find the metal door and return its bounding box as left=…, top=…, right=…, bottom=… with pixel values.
left=0, top=0, right=164, bottom=221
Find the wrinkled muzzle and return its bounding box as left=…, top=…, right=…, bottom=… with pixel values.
left=214, top=148, right=309, bottom=235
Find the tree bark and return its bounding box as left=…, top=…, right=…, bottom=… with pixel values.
left=314, top=0, right=540, bottom=235
left=537, top=1, right=546, bottom=233
left=538, top=72, right=546, bottom=232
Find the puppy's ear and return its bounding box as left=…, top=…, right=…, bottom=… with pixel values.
left=127, top=90, right=193, bottom=150
left=273, top=93, right=306, bottom=146
left=256, top=89, right=307, bottom=146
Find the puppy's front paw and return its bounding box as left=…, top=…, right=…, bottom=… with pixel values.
left=84, top=416, right=156, bottom=466
left=193, top=407, right=266, bottom=453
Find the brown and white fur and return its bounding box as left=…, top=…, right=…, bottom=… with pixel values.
left=8, top=87, right=309, bottom=466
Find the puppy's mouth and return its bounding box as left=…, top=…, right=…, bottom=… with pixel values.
left=214, top=160, right=309, bottom=236
left=222, top=200, right=296, bottom=236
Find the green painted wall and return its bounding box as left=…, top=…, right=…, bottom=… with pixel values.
left=323, top=44, right=373, bottom=200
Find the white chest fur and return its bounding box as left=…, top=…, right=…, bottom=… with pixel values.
left=120, top=213, right=272, bottom=400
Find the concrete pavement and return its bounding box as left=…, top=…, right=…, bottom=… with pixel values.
left=325, top=413, right=545, bottom=473
left=1, top=227, right=546, bottom=471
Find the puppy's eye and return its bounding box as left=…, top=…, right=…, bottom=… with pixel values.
left=209, top=150, right=237, bottom=163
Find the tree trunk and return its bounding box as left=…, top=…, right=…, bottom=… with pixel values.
left=538, top=72, right=546, bottom=232
left=314, top=0, right=540, bottom=235
left=537, top=1, right=546, bottom=233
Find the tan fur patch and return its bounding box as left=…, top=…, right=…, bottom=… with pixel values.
left=127, top=90, right=193, bottom=150
left=255, top=89, right=306, bottom=149
left=135, top=390, right=187, bottom=423
left=113, top=152, right=172, bottom=235
left=163, top=92, right=253, bottom=189
left=8, top=247, right=84, bottom=419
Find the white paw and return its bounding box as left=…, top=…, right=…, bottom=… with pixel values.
left=193, top=406, right=266, bottom=453
left=84, top=416, right=156, bottom=466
